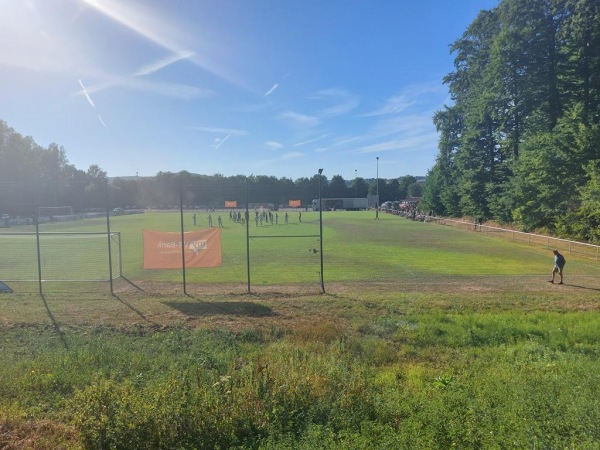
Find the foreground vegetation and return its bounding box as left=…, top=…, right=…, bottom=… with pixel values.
left=1, top=291, right=600, bottom=449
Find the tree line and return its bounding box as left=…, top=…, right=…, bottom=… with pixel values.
left=421, top=0, right=600, bottom=243
left=0, top=120, right=422, bottom=216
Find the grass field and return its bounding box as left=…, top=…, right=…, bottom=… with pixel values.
left=1, top=211, right=599, bottom=449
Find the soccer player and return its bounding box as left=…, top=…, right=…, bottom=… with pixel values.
left=549, top=249, right=566, bottom=284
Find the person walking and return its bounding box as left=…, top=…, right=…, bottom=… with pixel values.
left=549, top=249, right=566, bottom=284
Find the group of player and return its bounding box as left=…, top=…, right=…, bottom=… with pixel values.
left=249, top=210, right=300, bottom=226
left=192, top=210, right=305, bottom=228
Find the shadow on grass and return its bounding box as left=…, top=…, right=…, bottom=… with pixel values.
left=41, top=294, right=69, bottom=350
left=163, top=300, right=274, bottom=317
left=121, top=276, right=146, bottom=292
left=112, top=294, right=157, bottom=324
left=564, top=283, right=600, bottom=292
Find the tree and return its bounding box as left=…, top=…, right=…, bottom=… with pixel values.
left=327, top=175, right=349, bottom=198
left=351, top=177, right=369, bottom=198
left=407, top=182, right=423, bottom=198
left=398, top=176, right=417, bottom=199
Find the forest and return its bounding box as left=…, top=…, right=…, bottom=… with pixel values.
left=0, top=119, right=422, bottom=216
left=421, top=0, right=600, bottom=243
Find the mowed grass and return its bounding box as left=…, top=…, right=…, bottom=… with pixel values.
left=1, top=211, right=600, bottom=449
left=9, top=209, right=595, bottom=289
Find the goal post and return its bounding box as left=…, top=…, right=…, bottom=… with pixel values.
left=0, top=231, right=121, bottom=283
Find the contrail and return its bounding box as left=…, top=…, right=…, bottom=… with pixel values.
left=213, top=134, right=230, bottom=150
left=133, top=51, right=195, bottom=77
left=264, top=83, right=278, bottom=96
left=78, top=79, right=95, bottom=107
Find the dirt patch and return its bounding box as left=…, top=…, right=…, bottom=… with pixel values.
left=0, top=419, right=81, bottom=450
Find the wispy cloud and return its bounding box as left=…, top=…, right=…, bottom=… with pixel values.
left=310, top=88, right=359, bottom=117
left=313, top=135, right=361, bottom=153
left=193, top=126, right=247, bottom=136
left=369, top=114, right=434, bottom=139
left=264, top=84, right=278, bottom=96
left=281, top=151, right=304, bottom=160
left=279, top=111, right=319, bottom=128
left=363, top=83, right=445, bottom=117
left=354, top=132, right=439, bottom=154
left=98, top=114, right=107, bottom=127
left=253, top=151, right=305, bottom=168
left=362, top=94, right=413, bottom=117
left=264, top=141, right=283, bottom=149
left=343, top=82, right=445, bottom=162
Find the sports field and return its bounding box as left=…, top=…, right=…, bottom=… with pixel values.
left=3, top=209, right=599, bottom=294
left=1, top=211, right=599, bottom=448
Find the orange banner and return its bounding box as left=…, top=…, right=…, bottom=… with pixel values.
left=225, top=201, right=237, bottom=208
left=143, top=229, right=222, bottom=269
left=288, top=199, right=301, bottom=207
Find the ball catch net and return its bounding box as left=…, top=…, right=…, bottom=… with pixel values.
left=0, top=231, right=121, bottom=282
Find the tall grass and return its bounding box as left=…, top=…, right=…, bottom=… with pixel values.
left=1, top=304, right=599, bottom=449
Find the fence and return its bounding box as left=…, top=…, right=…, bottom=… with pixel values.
left=428, top=217, right=600, bottom=261
left=0, top=177, right=324, bottom=295
left=0, top=230, right=121, bottom=288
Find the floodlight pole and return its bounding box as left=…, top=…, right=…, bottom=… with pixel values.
left=355, top=169, right=357, bottom=197
left=318, top=168, right=325, bottom=293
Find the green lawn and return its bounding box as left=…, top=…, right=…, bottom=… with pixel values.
left=4, top=210, right=596, bottom=291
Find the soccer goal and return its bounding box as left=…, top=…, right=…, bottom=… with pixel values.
left=0, top=231, right=121, bottom=283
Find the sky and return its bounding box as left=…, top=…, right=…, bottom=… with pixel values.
left=0, top=0, right=499, bottom=181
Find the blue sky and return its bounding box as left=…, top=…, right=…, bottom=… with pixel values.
left=0, top=0, right=498, bottom=181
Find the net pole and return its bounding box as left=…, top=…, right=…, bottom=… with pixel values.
left=117, top=232, right=123, bottom=277
left=179, top=174, right=187, bottom=295
left=245, top=177, right=251, bottom=293
left=35, top=216, right=43, bottom=295
left=318, top=170, right=325, bottom=293
left=105, top=179, right=114, bottom=294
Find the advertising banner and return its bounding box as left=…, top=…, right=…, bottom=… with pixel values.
left=143, top=228, right=222, bottom=269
